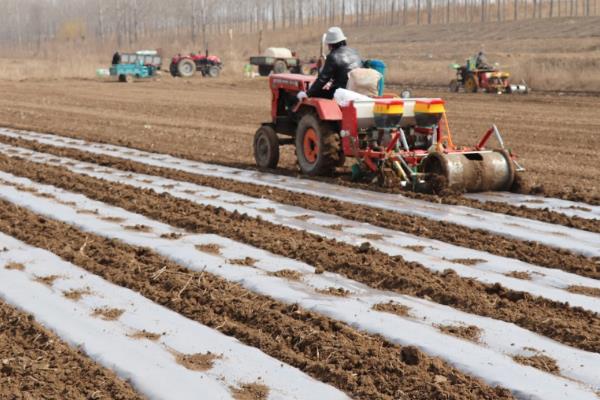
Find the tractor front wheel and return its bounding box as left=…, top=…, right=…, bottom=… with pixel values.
left=254, top=125, right=280, bottom=169
left=449, top=79, right=460, bottom=92
left=273, top=60, right=288, bottom=74
left=295, top=113, right=340, bottom=176
left=207, top=66, right=220, bottom=78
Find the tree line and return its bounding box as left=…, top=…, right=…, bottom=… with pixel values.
left=0, top=0, right=597, bottom=53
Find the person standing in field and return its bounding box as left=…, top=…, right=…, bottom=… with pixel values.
left=297, top=27, right=362, bottom=100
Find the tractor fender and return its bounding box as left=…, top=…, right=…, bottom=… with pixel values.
left=297, top=98, right=343, bottom=121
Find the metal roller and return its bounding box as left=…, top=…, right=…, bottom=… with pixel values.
left=422, top=150, right=515, bottom=192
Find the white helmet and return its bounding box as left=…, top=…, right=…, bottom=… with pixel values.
left=325, top=27, right=347, bottom=45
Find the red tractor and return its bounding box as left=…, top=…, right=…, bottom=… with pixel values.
left=170, top=53, right=223, bottom=78
left=253, top=74, right=522, bottom=193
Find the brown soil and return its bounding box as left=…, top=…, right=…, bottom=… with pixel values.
left=33, top=274, right=61, bottom=286
left=123, top=224, right=152, bottom=233
left=512, top=354, right=560, bottom=374
left=228, top=257, right=258, bottom=267
left=316, top=287, right=351, bottom=297
left=404, top=245, right=427, bottom=252
left=0, top=79, right=597, bottom=204
left=62, top=288, right=93, bottom=301
left=5, top=137, right=597, bottom=280
left=128, top=330, right=162, bottom=341
left=175, top=352, right=220, bottom=372
left=231, top=383, right=269, bottom=400
left=267, top=269, right=303, bottom=281
left=195, top=243, right=222, bottom=255
left=447, top=258, right=487, bottom=266
left=1, top=156, right=598, bottom=355
left=160, top=232, right=184, bottom=240
left=372, top=302, right=412, bottom=317
left=437, top=325, right=482, bottom=342
left=4, top=262, right=24, bottom=271
left=0, top=199, right=515, bottom=400
left=361, top=233, right=386, bottom=241
left=504, top=271, right=533, bottom=280
left=567, top=285, right=600, bottom=298
left=92, top=308, right=125, bottom=321
left=0, top=300, right=144, bottom=400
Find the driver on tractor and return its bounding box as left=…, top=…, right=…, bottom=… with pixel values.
left=297, top=27, right=362, bottom=100
left=475, top=51, right=491, bottom=70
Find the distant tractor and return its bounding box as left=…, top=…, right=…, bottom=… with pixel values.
left=170, top=52, right=223, bottom=78
left=250, top=47, right=304, bottom=76
left=110, top=51, right=161, bottom=83
left=449, top=62, right=528, bottom=94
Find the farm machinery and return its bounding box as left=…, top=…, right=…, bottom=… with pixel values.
left=449, top=63, right=528, bottom=94
left=253, top=73, right=523, bottom=193
left=170, top=52, right=223, bottom=78
left=109, top=51, right=161, bottom=83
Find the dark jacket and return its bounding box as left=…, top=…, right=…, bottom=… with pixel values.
left=307, top=45, right=362, bottom=97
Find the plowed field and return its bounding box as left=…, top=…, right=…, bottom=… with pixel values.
left=0, top=77, right=598, bottom=400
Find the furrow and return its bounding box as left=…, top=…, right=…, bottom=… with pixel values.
left=0, top=153, right=599, bottom=357
left=0, top=232, right=347, bottom=400
left=1, top=128, right=598, bottom=257
left=0, top=299, right=143, bottom=400
left=466, top=191, right=600, bottom=221
left=0, top=196, right=516, bottom=400
left=0, top=169, right=598, bottom=398
left=2, top=142, right=599, bottom=313
left=2, top=132, right=598, bottom=280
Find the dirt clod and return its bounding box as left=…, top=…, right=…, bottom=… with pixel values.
left=401, top=346, right=424, bottom=366
left=62, top=288, right=92, bottom=301
left=231, top=383, right=269, bottom=400
left=567, top=285, right=600, bottom=298
left=128, top=330, right=162, bottom=341
left=228, top=257, right=258, bottom=267
left=372, top=302, right=411, bottom=317
left=33, top=275, right=61, bottom=286
left=437, top=324, right=482, bottom=342
left=195, top=243, right=222, bottom=255
left=92, top=308, right=125, bottom=321
left=268, top=269, right=303, bottom=281
left=513, top=354, right=560, bottom=374
left=504, top=271, right=532, bottom=280
left=175, top=352, right=220, bottom=372
left=4, top=262, right=24, bottom=271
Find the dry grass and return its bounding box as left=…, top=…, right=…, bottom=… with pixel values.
left=2, top=17, right=600, bottom=90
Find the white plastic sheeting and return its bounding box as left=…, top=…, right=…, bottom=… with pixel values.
left=0, top=170, right=598, bottom=399
left=0, top=128, right=597, bottom=257
left=0, top=234, right=349, bottom=400
left=2, top=142, right=599, bottom=314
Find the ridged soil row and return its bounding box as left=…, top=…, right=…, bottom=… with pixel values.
left=0, top=154, right=598, bottom=355
left=1, top=135, right=597, bottom=279
left=0, top=199, right=514, bottom=400
left=0, top=299, right=145, bottom=400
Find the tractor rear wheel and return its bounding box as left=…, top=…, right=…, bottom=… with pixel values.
left=464, top=74, right=478, bottom=93
left=258, top=65, right=271, bottom=76
left=295, top=113, right=341, bottom=176
left=273, top=60, right=288, bottom=74
left=254, top=125, right=280, bottom=169
left=177, top=59, right=196, bottom=78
